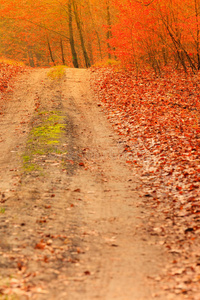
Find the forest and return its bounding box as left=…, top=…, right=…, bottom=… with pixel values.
left=1, top=0, right=200, bottom=72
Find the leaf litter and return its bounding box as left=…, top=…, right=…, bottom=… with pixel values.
left=91, top=66, right=200, bottom=299
left=0, top=62, right=199, bottom=298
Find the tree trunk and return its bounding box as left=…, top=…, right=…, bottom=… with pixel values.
left=86, top=0, right=103, bottom=61
left=72, top=0, right=91, bottom=68
left=88, top=39, right=94, bottom=65
left=106, top=0, right=112, bottom=60
left=68, top=0, right=79, bottom=68
left=28, top=49, right=35, bottom=67
left=60, top=38, right=66, bottom=65
left=158, top=7, right=196, bottom=72
left=194, top=0, right=200, bottom=70
left=46, top=34, right=56, bottom=66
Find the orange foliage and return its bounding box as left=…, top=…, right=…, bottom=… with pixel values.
left=111, top=0, right=200, bottom=71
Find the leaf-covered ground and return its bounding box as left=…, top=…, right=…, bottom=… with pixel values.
left=0, top=61, right=25, bottom=144
left=0, top=60, right=199, bottom=298
left=91, top=67, right=200, bottom=299
left=0, top=60, right=25, bottom=99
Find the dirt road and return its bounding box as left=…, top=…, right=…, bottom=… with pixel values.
left=0, top=68, right=171, bottom=299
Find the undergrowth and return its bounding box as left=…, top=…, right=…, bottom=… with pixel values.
left=0, top=58, right=25, bottom=67
left=93, top=59, right=121, bottom=68
left=47, top=65, right=67, bottom=80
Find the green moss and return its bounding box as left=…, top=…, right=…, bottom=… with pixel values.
left=22, top=111, right=66, bottom=174
left=32, top=149, right=46, bottom=155
left=22, top=155, right=31, bottom=163
left=0, top=208, right=5, bottom=214
left=46, top=140, right=59, bottom=145
left=23, top=163, right=40, bottom=172
left=47, top=65, right=67, bottom=80
left=32, top=124, right=65, bottom=139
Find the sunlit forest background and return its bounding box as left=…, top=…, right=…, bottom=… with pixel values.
left=1, top=0, right=200, bottom=72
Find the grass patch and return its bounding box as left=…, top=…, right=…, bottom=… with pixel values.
left=0, top=208, right=5, bottom=214
left=47, top=65, right=67, bottom=80
left=22, top=111, right=66, bottom=173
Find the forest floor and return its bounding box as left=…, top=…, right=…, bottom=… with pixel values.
left=0, top=67, right=199, bottom=300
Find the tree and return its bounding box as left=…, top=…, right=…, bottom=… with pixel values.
left=72, top=0, right=91, bottom=67
left=0, top=0, right=116, bottom=67
left=68, top=0, right=79, bottom=68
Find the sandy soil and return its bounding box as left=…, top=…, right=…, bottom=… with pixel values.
left=0, top=68, right=174, bottom=299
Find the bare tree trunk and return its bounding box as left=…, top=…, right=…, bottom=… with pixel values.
left=86, top=0, right=103, bottom=61
left=27, top=49, right=35, bottom=67
left=72, top=0, right=91, bottom=68
left=88, top=39, right=94, bottom=65
left=46, top=34, right=56, bottom=66
left=60, top=38, right=66, bottom=65
left=195, top=0, right=200, bottom=69
left=106, top=0, right=112, bottom=59
left=68, top=0, right=79, bottom=68
left=157, top=5, right=196, bottom=72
